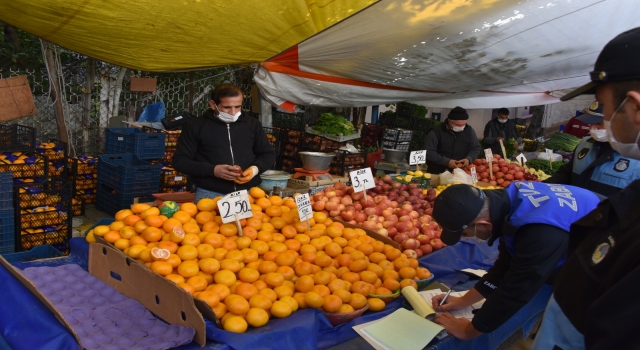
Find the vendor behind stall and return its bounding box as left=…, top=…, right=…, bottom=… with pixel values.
left=545, top=101, right=640, bottom=198
left=172, top=84, right=276, bottom=201
left=424, top=107, right=481, bottom=174
left=429, top=183, right=600, bottom=340
left=482, top=108, right=522, bottom=157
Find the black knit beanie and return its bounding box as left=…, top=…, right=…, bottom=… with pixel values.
left=448, top=107, right=469, bottom=120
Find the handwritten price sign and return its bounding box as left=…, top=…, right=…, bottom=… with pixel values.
left=516, top=153, right=527, bottom=166
left=484, top=148, right=494, bottom=162
left=295, top=193, right=313, bottom=222
left=471, top=167, right=478, bottom=184
left=409, top=150, right=426, bottom=165
left=217, top=190, right=253, bottom=223
left=350, top=168, right=375, bottom=193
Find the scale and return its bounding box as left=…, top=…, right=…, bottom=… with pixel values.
left=292, top=168, right=333, bottom=181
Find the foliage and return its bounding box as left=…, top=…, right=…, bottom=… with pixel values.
left=312, top=113, right=355, bottom=136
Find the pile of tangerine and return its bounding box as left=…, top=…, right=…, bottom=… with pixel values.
left=86, top=187, right=432, bottom=333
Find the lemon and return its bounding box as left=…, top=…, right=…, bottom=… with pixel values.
left=404, top=175, right=413, bottom=182
left=407, top=171, right=415, bottom=175
left=414, top=171, right=424, bottom=177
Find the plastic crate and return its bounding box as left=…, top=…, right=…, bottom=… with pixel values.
left=16, top=208, right=69, bottom=230
left=360, top=123, right=387, bottom=148
left=67, top=156, right=98, bottom=176
left=35, top=139, right=67, bottom=162
left=105, top=128, right=166, bottom=160
left=383, top=128, right=413, bottom=143
left=0, top=171, right=12, bottom=206
left=96, top=183, right=153, bottom=217
left=97, top=154, right=162, bottom=196
left=329, top=150, right=367, bottom=176
left=70, top=173, right=97, bottom=190
left=0, top=124, right=36, bottom=153
left=16, top=224, right=70, bottom=252
left=0, top=152, right=48, bottom=179
left=160, top=168, right=189, bottom=189
left=76, top=189, right=96, bottom=204
left=72, top=193, right=85, bottom=216
left=396, top=102, right=415, bottom=117
left=272, top=110, right=312, bottom=131
left=263, top=126, right=284, bottom=169
left=13, top=178, right=72, bottom=210
left=302, top=133, right=346, bottom=152
left=0, top=209, right=15, bottom=254
left=0, top=244, right=63, bottom=263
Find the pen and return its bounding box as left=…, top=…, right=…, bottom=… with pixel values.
left=438, top=289, right=453, bottom=311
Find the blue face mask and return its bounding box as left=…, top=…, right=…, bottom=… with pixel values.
left=605, top=97, right=640, bottom=159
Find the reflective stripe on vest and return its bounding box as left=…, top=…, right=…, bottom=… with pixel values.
left=502, top=182, right=600, bottom=267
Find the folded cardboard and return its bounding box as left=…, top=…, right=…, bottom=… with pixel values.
left=0, top=243, right=209, bottom=347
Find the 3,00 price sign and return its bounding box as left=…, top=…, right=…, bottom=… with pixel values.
left=295, top=193, right=313, bottom=222
left=217, top=190, right=253, bottom=223
left=410, top=150, right=426, bottom=165
left=350, top=168, right=375, bottom=193
left=484, top=148, right=494, bottom=162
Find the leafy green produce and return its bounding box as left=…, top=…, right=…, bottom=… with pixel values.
left=504, top=138, right=517, bottom=158
left=525, top=159, right=564, bottom=174
left=545, top=132, right=581, bottom=152
left=312, top=113, right=356, bottom=136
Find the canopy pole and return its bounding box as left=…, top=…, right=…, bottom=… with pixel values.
left=371, top=105, right=379, bottom=124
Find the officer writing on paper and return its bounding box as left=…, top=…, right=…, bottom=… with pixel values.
left=173, top=84, right=276, bottom=202
left=428, top=182, right=600, bottom=339
left=545, top=101, right=640, bottom=197
left=424, top=107, right=482, bottom=174
left=482, top=108, right=522, bottom=157
left=532, top=26, right=640, bottom=349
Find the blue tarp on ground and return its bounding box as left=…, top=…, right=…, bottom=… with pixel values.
left=0, top=236, right=550, bottom=350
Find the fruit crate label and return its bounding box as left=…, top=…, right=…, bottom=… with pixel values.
left=217, top=189, right=253, bottom=223
left=350, top=168, right=375, bottom=193
left=294, top=193, right=313, bottom=222
left=484, top=148, right=494, bottom=162
left=409, top=150, right=426, bottom=165
left=174, top=176, right=183, bottom=181
left=471, top=167, right=478, bottom=184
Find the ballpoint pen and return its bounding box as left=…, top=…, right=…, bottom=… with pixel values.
left=437, top=288, right=453, bottom=311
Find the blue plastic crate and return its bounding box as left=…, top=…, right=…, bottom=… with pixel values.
left=96, top=183, right=153, bottom=217
left=105, top=128, right=166, bottom=160
left=0, top=208, right=15, bottom=254
left=97, top=154, right=161, bottom=196
left=1, top=244, right=63, bottom=263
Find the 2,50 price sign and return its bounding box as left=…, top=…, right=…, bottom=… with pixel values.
left=217, top=190, right=253, bottom=223
left=409, top=150, right=426, bottom=165
left=350, top=168, right=375, bottom=193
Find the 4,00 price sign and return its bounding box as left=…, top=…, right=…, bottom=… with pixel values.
left=217, top=190, right=253, bottom=223
left=350, top=168, right=375, bottom=193
left=409, top=150, right=426, bottom=165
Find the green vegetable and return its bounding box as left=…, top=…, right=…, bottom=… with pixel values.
left=312, top=113, right=356, bottom=136
left=545, top=132, right=581, bottom=152
left=525, top=159, right=564, bottom=174
left=504, top=138, right=517, bottom=158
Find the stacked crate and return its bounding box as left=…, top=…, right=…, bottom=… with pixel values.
left=281, top=130, right=305, bottom=173
left=67, top=156, right=98, bottom=215
left=263, top=126, right=284, bottom=170
left=142, top=127, right=190, bottom=193
left=96, top=154, right=161, bottom=216
left=36, top=139, right=67, bottom=178
left=0, top=172, right=14, bottom=254
left=329, top=151, right=367, bottom=176
left=13, top=178, right=72, bottom=253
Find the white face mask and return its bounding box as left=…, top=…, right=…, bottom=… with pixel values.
left=497, top=118, right=508, bottom=124
left=605, top=97, right=640, bottom=159
left=450, top=122, right=465, bottom=132
left=589, top=129, right=608, bottom=142
left=216, top=107, right=241, bottom=123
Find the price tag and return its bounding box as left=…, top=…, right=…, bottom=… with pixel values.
left=174, top=176, right=183, bottom=181
left=470, top=167, right=478, bottom=184
left=294, top=193, right=313, bottom=222
left=545, top=148, right=553, bottom=157
left=350, top=168, right=375, bottom=193
left=516, top=153, right=527, bottom=165
left=409, top=150, right=426, bottom=165
left=484, top=148, right=494, bottom=162
left=217, top=190, right=253, bottom=223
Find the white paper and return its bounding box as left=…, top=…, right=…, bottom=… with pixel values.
left=217, top=190, right=253, bottom=223
left=419, top=290, right=485, bottom=320
left=516, top=153, right=527, bottom=165
left=484, top=148, right=494, bottom=162
left=458, top=268, right=488, bottom=278
left=350, top=168, right=375, bottom=193
left=470, top=167, right=478, bottom=184
left=294, top=193, right=313, bottom=221
left=409, top=150, right=426, bottom=165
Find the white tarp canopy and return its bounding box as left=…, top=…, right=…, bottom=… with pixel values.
left=255, top=0, right=640, bottom=110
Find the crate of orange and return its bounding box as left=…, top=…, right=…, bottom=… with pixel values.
left=84, top=186, right=434, bottom=335
left=0, top=152, right=48, bottom=179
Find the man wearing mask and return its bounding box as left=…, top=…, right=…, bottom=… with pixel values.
left=428, top=182, right=600, bottom=340
left=424, top=106, right=481, bottom=174
left=545, top=101, right=640, bottom=197
left=173, top=83, right=276, bottom=202
left=482, top=108, right=522, bottom=157
left=532, top=27, right=640, bottom=350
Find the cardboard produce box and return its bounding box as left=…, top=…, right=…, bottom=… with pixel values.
left=0, top=243, right=211, bottom=347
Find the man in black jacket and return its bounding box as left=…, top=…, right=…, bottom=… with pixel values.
left=532, top=26, right=640, bottom=349
left=173, top=84, right=276, bottom=201
left=424, top=107, right=481, bottom=174
left=428, top=182, right=599, bottom=340
left=482, top=108, right=522, bottom=158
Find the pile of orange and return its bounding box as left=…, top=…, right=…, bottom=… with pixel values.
left=86, top=187, right=432, bottom=333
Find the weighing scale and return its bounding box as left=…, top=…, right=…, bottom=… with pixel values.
left=292, top=168, right=334, bottom=181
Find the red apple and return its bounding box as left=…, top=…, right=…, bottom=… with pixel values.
left=403, top=249, right=418, bottom=259
left=430, top=238, right=444, bottom=250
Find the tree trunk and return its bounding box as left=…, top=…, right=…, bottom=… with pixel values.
left=41, top=40, right=69, bottom=146
left=3, top=24, right=20, bottom=51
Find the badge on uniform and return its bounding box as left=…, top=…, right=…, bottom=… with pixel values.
left=592, top=241, right=611, bottom=265
left=614, top=158, right=630, bottom=172
left=577, top=148, right=590, bottom=159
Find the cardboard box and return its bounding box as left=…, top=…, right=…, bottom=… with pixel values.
left=332, top=218, right=400, bottom=249
left=130, top=77, right=157, bottom=92
left=0, top=76, right=37, bottom=122
left=0, top=243, right=211, bottom=347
